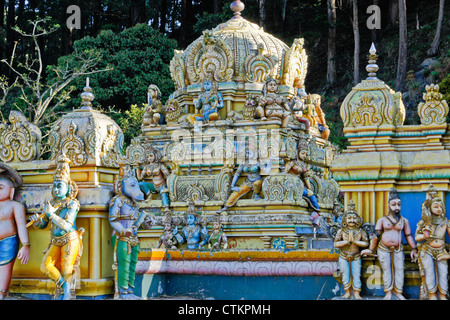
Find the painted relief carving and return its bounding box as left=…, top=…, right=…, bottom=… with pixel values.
left=0, top=110, right=42, bottom=162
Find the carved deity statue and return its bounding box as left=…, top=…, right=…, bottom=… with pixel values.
left=188, top=74, right=224, bottom=133
left=333, top=200, right=368, bottom=299
left=157, top=217, right=179, bottom=250
left=255, top=78, right=291, bottom=128
left=290, top=77, right=310, bottom=131
left=362, top=187, right=418, bottom=300
left=284, top=139, right=321, bottom=226
left=415, top=185, right=450, bottom=300
left=306, top=94, right=330, bottom=140
left=217, top=151, right=270, bottom=214
left=30, top=154, right=84, bottom=300
left=143, top=84, right=164, bottom=126
left=109, top=163, right=147, bottom=299
left=207, top=220, right=228, bottom=250
left=0, top=163, right=30, bottom=300
left=175, top=201, right=208, bottom=250
left=136, top=145, right=170, bottom=211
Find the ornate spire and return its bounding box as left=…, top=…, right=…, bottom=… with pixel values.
left=366, top=43, right=379, bottom=80
left=80, top=77, right=95, bottom=110
left=230, top=0, right=245, bottom=19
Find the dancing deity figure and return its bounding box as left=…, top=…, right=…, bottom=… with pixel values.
left=175, top=201, right=208, bottom=250
left=136, top=145, right=170, bottom=211
left=188, top=75, right=224, bottom=133
left=333, top=200, right=368, bottom=299
left=207, top=221, right=228, bottom=250
left=284, top=139, right=321, bottom=226
left=109, top=164, right=147, bottom=299
left=415, top=185, right=450, bottom=300
left=143, top=84, right=164, bottom=126
left=217, top=152, right=270, bottom=214
left=362, top=187, right=417, bottom=300
left=255, top=78, right=291, bottom=128
left=0, top=164, right=30, bottom=299
left=30, top=154, right=84, bottom=300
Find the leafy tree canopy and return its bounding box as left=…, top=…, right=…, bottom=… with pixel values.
left=59, top=23, right=177, bottom=111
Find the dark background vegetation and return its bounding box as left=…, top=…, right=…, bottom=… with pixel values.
left=0, top=0, right=449, bottom=152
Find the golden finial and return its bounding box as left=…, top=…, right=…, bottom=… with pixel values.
left=80, top=77, right=95, bottom=109
left=366, top=43, right=379, bottom=80
left=230, top=0, right=245, bottom=19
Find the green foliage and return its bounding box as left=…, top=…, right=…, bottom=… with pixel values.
left=57, top=24, right=178, bottom=112
left=110, top=104, right=145, bottom=147
left=439, top=74, right=450, bottom=105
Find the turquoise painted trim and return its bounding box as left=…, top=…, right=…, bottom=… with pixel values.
left=136, top=273, right=340, bottom=300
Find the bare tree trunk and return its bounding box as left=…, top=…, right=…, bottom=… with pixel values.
left=326, top=0, right=337, bottom=86
left=6, top=0, right=16, bottom=81
left=0, top=0, right=5, bottom=64
left=428, top=0, right=445, bottom=56
left=388, top=0, right=399, bottom=28
left=259, top=0, right=266, bottom=28
left=214, top=0, right=220, bottom=14
left=352, top=0, right=360, bottom=85
left=160, top=0, right=168, bottom=34
left=395, top=0, right=407, bottom=91
left=281, top=0, right=287, bottom=33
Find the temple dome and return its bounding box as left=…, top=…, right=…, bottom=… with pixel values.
left=170, top=1, right=308, bottom=90
left=340, top=44, right=406, bottom=137
left=47, top=79, right=124, bottom=167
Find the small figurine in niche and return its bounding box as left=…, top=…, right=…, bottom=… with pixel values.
left=362, top=187, right=418, bottom=300
left=109, top=163, right=147, bottom=299
left=208, top=220, right=228, bottom=250
left=243, top=94, right=258, bottom=120
left=30, top=154, right=84, bottom=300
left=333, top=200, right=368, bottom=299
left=175, top=200, right=208, bottom=250
left=415, top=192, right=450, bottom=300
left=307, top=94, right=330, bottom=140
left=284, top=139, right=321, bottom=226
left=188, top=73, right=224, bottom=133
left=0, top=163, right=30, bottom=300
left=136, top=145, right=170, bottom=211
left=332, top=198, right=344, bottom=225
left=143, top=84, right=164, bottom=126
left=255, top=78, right=291, bottom=128
left=217, top=150, right=270, bottom=214
left=157, top=216, right=179, bottom=250
left=290, top=77, right=310, bottom=131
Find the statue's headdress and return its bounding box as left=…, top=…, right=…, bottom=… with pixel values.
left=113, top=162, right=136, bottom=195
left=262, top=77, right=279, bottom=95
left=426, top=183, right=438, bottom=200
left=148, top=84, right=161, bottom=100
left=53, top=153, right=78, bottom=199
left=388, top=187, right=400, bottom=202
left=0, top=163, right=23, bottom=188
left=297, top=138, right=309, bottom=152
left=341, top=199, right=363, bottom=228
left=184, top=198, right=199, bottom=220
left=144, top=143, right=162, bottom=163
